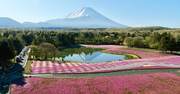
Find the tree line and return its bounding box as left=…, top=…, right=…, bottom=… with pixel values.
left=0, top=28, right=180, bottom=67
left=0, top=28, right=180, bottom=52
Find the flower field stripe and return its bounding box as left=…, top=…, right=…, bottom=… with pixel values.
left=64, top=63, right=72, bottom=71
left=40, top=62, right=47, bottom=73
left=89, top=64, right=102, bottom=70
left=61, top=63, right=71, bottom=73
left=36, top=62, right=43, bottom=73
left=42, top=61, right=47, bottom=67
left=76, top=63, right=91, bottom=72
left=48, top=61, right=53, bottom=67
left=105, top=63, right=119, bottom=68
left=93, top=63, right=109, bottom=69
left=70, top=63, right=82, bottom=72
left=82, top=63, right=96, bottom=71
left=67, top=63, right=80, bottom=72
left=31, top=56, right=180, bottom=74
left=80, top=64, right=93, bottom=72
left=90, top=64, right=103, bottom=71
left=50, top=62, right=57, bottom=73
left=72, top=63, right=86, bottom=72
left=58, top=63, right=65, bottom=73
left=32, top=61, right=40, bottom=68
left=43, top=61, right=48, bottom=73
left=65, top=63, right=75, bottom=72
left=60, top=63, right=71, bottom=73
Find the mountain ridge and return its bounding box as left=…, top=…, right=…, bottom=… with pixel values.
left=0, top=7, right=127, bottom=28
left=0, top=17, right=22, bottom=27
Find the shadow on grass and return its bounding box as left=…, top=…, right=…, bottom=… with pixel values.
left=0, top=63, right=26, bottom=94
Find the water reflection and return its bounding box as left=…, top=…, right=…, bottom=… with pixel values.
left=63, top=51, right=126, bottom=63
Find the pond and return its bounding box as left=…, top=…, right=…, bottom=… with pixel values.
left=63, top=51, right=126, bottom=63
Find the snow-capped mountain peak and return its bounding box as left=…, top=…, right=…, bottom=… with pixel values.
left=66, top=7, right=102, bottom=18
left=45, top=7, right=127, bottom=28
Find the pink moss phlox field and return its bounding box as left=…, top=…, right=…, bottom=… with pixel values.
left=31, top=45, right=180, bottom=74
left=31, top=56, right=180, bottom=74
left=11, top=73, right=180, bottom=94
left=85, top=45, right=173, bottom=58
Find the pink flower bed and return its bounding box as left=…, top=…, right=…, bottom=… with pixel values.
left=84, top=45, right=173, bottom=58
left=31, top=45, right=180, bottom=74
left=11, top=73, right=180, bottom=94
left=31, top=56, right=180, bottom=74
left=105, top=47, right=172, bottom=59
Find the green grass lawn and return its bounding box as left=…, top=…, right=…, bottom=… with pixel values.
left=124, top=54, right=140, bottom=59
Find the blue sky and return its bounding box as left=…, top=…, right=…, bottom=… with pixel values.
left=0, top=0, right=179, bottom=27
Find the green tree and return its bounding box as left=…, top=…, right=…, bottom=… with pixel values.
left=123, top=37, right=134, bottom=47
left=0, top=39, right=15, bottom=60
left=39, top=42, right=58, bottom=60
left=0, top=39, right=15, bottom=71
left=132, top=37, right=145, bottom=48
left=11, top=38, right=24, bottom=55
left=158, top=33, right=176, bottom=52
left=22, top=32, right=34, bottom=45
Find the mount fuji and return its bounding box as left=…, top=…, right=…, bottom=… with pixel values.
left=43, top=7, right=127, bottom=28
left=0, top=7, right=127, bottom=28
